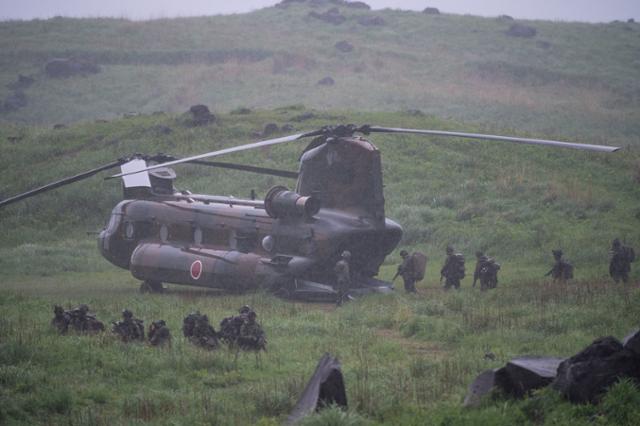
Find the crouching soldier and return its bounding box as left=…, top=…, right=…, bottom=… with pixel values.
left=51, top=305, right=71, bottom=334
left=609, top=238, right=635, bottom=283
left=545, top=249, right=573, bottom=282
left=112, top=309, right=145, bottom=342
left=148, top=320, right=171, bottom=347
left=68, top=304, right=105, bottom=334
left=473, top=251, right=501, bottom=291
left=440, top=246, right=465, bottom=290
left=186, top=313, right=219, bottom=350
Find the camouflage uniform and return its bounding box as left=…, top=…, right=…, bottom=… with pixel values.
left=148, top=320, right=171, bottom=347
left=609, top=238, right=635, bottom=283
left=334, top=251, right=351, bottom=305
left=51, top=305, right=70, bottom=334
left=112, top=309, right=145, bottom=342
left=545, top=249, right=573, bottom=282
left=473, top=251, right=500, bottom=291
left=189, top=314, right=219, bottom=350
left=219, top=305, right=252, bottom=346
left=238, top=311, right=267, bottom=352
left=68, top=304, right=105, bottom=334
left=396, top=250, right=417, bottom=293
left=440, top=246, right=465, bottom=290
left=182, top=311, right=200, bottom=338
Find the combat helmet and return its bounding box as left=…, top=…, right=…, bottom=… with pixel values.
left=400, top=250, right=408, bottom=257
left=552, top=249, right=563, bottom=258
left=612, top=238, right=621, bottom=248
left=122, top=309, right=133, bottom=318
left=239, top=305, right=252, bottom=315
left=446, top=246, right=454, bottom=255
left=341, top=250, right=351, bottom=260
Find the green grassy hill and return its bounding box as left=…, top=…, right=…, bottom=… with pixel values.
left=0, top=3, right=639, bottom=148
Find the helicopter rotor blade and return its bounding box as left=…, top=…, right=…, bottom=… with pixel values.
left=109, top=130, right=323, bottom=179
left=0, top=159, right=126, bottom=209
left=361, top=126, right=620, bottom=153
left=187, top=160, right=298, bottom=179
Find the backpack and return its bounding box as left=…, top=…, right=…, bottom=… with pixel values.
left=453, top=253, right=465, bottom=279
left=411, top=252, right=428, bottom=281
left=624, top=246, right=636, bottom=263
left=562, top=261, right=574, bottom=280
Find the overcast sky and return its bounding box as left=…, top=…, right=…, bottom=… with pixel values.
left=1, top=0, right=639, bottom=23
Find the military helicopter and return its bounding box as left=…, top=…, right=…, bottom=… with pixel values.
left=0, top=124, right=619, bottom=301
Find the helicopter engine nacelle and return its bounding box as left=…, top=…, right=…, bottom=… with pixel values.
left=264, top=185, right=320, bottom=220
left=129, top=243, right=275, bottom=292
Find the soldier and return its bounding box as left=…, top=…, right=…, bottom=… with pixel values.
left=112, top=309, right=145, bottom=342
left=68, top=304, right=105, bottom=334
left=393, top=250, right=417, bottom=293
left=545, top=249, right=574, bottom=282
left=51, top=305, right=70, bottom=334
left=189, top=314, right=219, bottom=350
left=609, top=238, right=635, bottom=283
left=238, top=311, right=267, bottom=352
left=334, top=251, right=352, bottom=306
left=148, top=320, right=171, bottom=347
left=473, top=251, right=501, bottom=291
left=219, top=305, right=252, bottom=345
left=440, top=246, right=465, bottom=290
left=182, top=311, right=200, bottom=338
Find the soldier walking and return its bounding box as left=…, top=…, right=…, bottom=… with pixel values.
left=393, top=250, right=427, bottom=293
left=473, top=251, right=501, bottom=291
left=609, top=238, right=635, bottom=283
left=440, top=246, right=465, bottom=290
left=545, top=249, right=574, bottom=282
left=334, top=251, right=352, bottom=305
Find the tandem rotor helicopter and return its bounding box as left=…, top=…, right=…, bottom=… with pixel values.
left=0, top=124, right=619, bottom=301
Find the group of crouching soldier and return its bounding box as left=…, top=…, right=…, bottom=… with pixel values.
left=51, top=304, right=266, bottom=355
left=384, top=237, right=635, bottom=295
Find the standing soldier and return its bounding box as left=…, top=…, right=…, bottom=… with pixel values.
left=393, top=250, right=427, bottom=293
left=609, top=238, right=635, bottom=283
left=473, top=251, right=501, bottom=291
left=334, top=251, right=352, bottom=305
left=440, top=246, right=465, bottom=290
left=545, top=249, right=574, bottom=282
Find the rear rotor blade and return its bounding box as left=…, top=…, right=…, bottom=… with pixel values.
left=109, top=130, right=323, bottom=179
left=0, top=159, right=125, bottom=209
left=363, top=126, right=620, bottom=153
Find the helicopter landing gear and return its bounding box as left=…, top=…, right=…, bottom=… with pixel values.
left=139, top=280, right=165, bottom=294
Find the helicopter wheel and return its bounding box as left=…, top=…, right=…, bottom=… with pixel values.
left=139, top=280, right=165, bottom=294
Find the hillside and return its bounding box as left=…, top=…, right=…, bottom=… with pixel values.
left=0, top=2, right=639, bottom=148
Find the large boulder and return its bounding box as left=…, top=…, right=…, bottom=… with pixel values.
left=185, top=105, right=216, bottom=127
left=45, top=57, right=101, bottom=78
left=505, top=23, right=537, bottom=38
left=335, top=40, right=354, bottom=53
left=317, top=76, right=335, bottom=86
left=553, top=336, right=640, bottom=403
left=287, top=353, right=347, bottom=424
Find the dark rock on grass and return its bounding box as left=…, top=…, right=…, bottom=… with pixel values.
left=317, top=76, right=335, bottom=86
left=230, top=107, right=252, bottom=115
left=7, top=74, right=35, bottom=90
left=287, top=353, right=347, bottom=424
left=498, top=15, right=514, bottom=21
left=536, top=40, right=552, bottom=49
left=53, top=123, right=67, bottom=129
left=404, top=109, right=424, bottom=116
left=45, top=57, right=100, bottom=78
left=262, top=123, right=280, bottom=136
left=185, top=104, right=216, bottom=127
left=423, top=7, right=440, bottom=15
left=309, top=8, right=346, bottom=25
left=553, top=336, right=640, bottom=403
left=358, top=15, right=385, bottom=26
left=628, top=18, right=635, bottom=23
left=335, top=40, right=354, bottom=53
left=495, top=357, right=563, bottom=399
left=292, top=112, right=317, bottom=122
left=344, top=1, right=370, bottom=10
left=506, top=23, right=537, bottom=38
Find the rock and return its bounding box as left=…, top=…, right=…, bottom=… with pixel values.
left=536, top=40, right=552, bottom=49
left=494, top=356, right=563, bottom=398
left=505, top=23, right=537, bottom=38
left=287, top=353, right=347, bottom=424
left=309, top=8, right=346, bottom=25
left=343, top=1, right=370, bottom=10
left=463, top=370, right=496, bottom=407
left=357, top=15, right=385, bottom=26
left=6, top=74, right=35, bottom=90
left=553, top=336, right=640, bottom=403
left=498, top=15, right=514, bottom=21
left=628, top=18, right=635, bottom=23
left=292, top=112, right=316, bottom=121
left=262, top=123, right=280, bottom=136
left=53, top=123, right=67, bottom=129
left=335, top=40, right=354, bottom=53
left=317, top=76, right=335, bottom=86
left=423, top=7, right=440, bottom=15
left=404, top=109, right=424, bottom=116
left=622, top=329, right=640, bottom=356
left=230, top=107, right=252, bottom=115
left=186, top=104, right=216, bottom=127
left=45, top=57, right=100, bottom=78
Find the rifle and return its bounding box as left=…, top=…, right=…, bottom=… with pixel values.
left=392, top=271, right=400, bottom=282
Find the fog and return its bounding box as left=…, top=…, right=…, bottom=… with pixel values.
left=1, top=0, right=638, bottom=23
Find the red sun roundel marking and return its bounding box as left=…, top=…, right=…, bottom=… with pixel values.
left=190, top=260, right=203, bottom=280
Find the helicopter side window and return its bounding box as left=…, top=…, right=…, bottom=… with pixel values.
left=124, top=221, right=135, bottom=240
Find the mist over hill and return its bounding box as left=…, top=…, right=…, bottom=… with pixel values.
left=0, top=2, right=639, bottom=147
